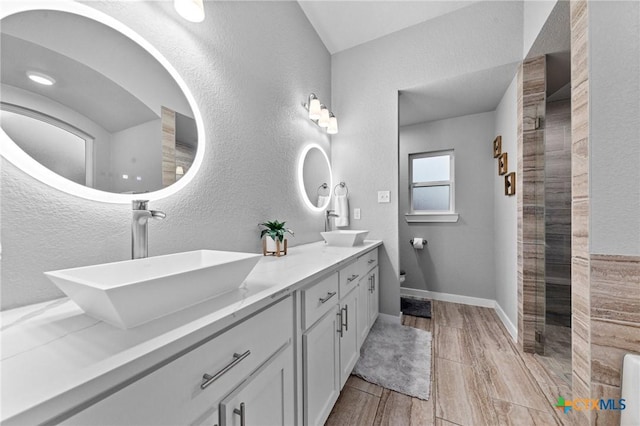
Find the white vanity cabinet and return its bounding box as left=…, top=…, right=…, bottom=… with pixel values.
left=300, top=246, right=378, bottom=426
left=63, top=296, right=293, bottom=426
left=301, top=270, right=359, bottom=426
left=2, top=241, right=384, bottom=426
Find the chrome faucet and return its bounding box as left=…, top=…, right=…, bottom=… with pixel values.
left=325, top=209, right=339, bottom=232
left=131, top=200, right=166, bottom=259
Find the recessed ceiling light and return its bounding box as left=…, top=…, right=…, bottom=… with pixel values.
left=26, top=71, right=56, bottom=86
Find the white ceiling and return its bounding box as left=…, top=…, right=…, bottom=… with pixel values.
left=301, top=0, right=570, bottom=127
left=399, top=62, right=520, bottom=127
left=298, top=1, right=478, bottom=54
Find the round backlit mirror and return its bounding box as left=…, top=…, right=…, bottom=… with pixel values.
left=298, top=144, right=332, bottom=212
left=0, top=2, right=204, bottom=203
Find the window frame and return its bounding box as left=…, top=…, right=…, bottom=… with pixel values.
left=409, top=150, right=455, bottom=214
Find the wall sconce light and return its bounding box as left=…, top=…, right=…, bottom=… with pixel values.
left=176, top=166, right=185, bottom=175
left=327, top=113, right=338, bottom=134
left=308, top=94, right=321, bottom=120
left=174, top=0, right=205, bottom=23
left=318, top=105, right=330, bottom=128
left=304, top=93, right=338, bottom=134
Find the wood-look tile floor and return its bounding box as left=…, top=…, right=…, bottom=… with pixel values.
left=325, top=300, right=567, bottom=426
left=534, top=324, right=572, bottom=390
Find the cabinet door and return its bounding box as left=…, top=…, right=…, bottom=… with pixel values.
left=339, top=288, right=359, bottom=389
left=303, top=306, right=340, bottom=426
left=357, top=275, right=370, bottom=349
left=368, top=266, right=379, bottom=327
left=220, top=344, right=294, bottom=426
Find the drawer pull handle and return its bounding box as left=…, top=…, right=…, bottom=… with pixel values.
left=369, top=276, right=373, bottom=293
left=368, top=259, right=375, bottom=264
left=337, top=310, right=343, bottom=337
left=234, top=402, right=246, bottom=426
left=347, top=274, right=359, bottom=282
left=201, top=350, right=251, bottom=389
left=342, top=305, right=348, bottom=331
left=319, top=291, right=337, bottom=304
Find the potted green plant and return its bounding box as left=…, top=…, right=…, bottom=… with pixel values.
left=259, top=220, right=294, bottom=257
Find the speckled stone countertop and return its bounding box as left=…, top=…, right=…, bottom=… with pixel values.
left=0, top=240, right=382, bottom=425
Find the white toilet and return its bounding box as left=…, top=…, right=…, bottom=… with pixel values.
left=621, top=354, right=640, bottom=426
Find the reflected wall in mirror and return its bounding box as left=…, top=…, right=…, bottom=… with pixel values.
left=298, top=144, right=332, bottom=212
left=0, top=5, right=201, bottom=198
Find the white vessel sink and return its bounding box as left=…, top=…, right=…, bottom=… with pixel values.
left=321, top=230, right=369, bottom=247
left=45, top=250, right=262, bottom=329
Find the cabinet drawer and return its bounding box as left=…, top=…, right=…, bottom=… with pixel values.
left=357, top=248, right=378, bottom=277
left=339, top=261, right=360, bottom=298
left=302, top=272, right=339, bottom=330
left=64, top=297, right=293, bottom=426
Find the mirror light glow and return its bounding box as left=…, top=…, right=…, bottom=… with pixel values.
left=0, top=1, right=206, bottom=204
left=298, top=143, right=332, bottom=212
left=174, top=0, right=205, bottom=23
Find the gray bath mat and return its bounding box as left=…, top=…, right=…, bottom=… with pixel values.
left=401, top=297, right=432, bottom=318
left=353, top=320, right=432, bottom=400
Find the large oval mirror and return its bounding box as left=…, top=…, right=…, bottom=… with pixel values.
left=0, top=2, right=204, bottom=203
left=298, top=144, right=332, bottom=212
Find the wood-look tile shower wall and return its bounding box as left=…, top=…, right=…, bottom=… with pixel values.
left=544, top=99, right=572, bottom=327
left=515, top=5, right=640, bottom=425
left=570, top=2, right=640, bottom=425
left=570, top=2, right=592, bottom=424
left=517, top=55, right=546, bottom=354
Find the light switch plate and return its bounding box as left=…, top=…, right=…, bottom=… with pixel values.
left=378, top=191, right=390, bottom=203
left=354, top=208, right=361, bottom=219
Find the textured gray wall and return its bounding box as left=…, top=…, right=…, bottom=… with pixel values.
left=1, top=1, right=331, bottom=309
left=331, top=1, right=523, bottom=316
left=589, top=1, right=640, bottom=256
left=399, top=112, right=496, bottom=300
left=493, top=77, right=519, bottom=328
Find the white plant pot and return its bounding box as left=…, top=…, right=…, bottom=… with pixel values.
left=263, top=237, right=287, bottom=256
left=265, top=237, right=281, bottom=252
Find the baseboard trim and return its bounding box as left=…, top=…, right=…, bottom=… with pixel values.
left=400, top=287, right=494, bottom=308
left=377, top=312, right=402, bottom=325
left=494, top=302, right=518, bottom=342
left=400, top=287, right=518, bottom=342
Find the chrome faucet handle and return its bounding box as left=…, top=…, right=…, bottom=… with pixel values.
left=132, top=200, right=149, bottom=210
left=131, top=200, right=165, bottom=259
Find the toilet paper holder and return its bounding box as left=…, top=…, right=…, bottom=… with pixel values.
left=409, top=238, right=427, bottom=246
